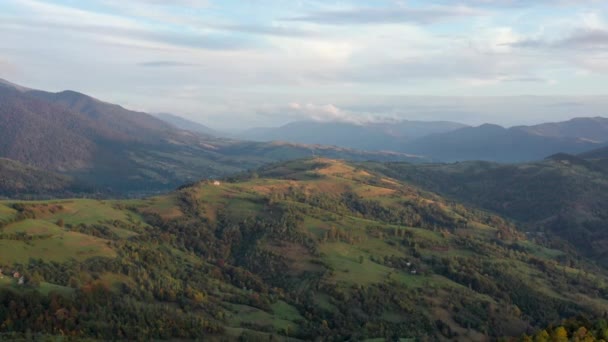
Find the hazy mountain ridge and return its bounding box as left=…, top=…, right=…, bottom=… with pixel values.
left=236, top=116, right=608, bottom=163
left=239, top=120, right=468, bottom=151
left=401, top=122, right=605, bottom=162
left=518, top=116, right=608, bottom=142
left=0, top=79, right=423, bottom=194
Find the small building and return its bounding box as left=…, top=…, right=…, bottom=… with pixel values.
left=410, top=269, right=417, bottom=275
left=13, top=272, right=20, bottom=279
left=213, top=180, right=221, bottom=186
left=18, top=276, right=24, bottom=285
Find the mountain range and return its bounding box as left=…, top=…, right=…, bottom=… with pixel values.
left=234, top=117, right=608, bottom=163
left=238, top=120, right=468, bottom=152
left=0, top=79, right=421, bottom=195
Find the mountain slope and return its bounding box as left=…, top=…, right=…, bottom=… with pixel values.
left=0, top=158, right=88, bottom=197
left=154, top=112, right=224, bottom=137
left=366, top=153, right=608, bottom=265
left=0, top=87, right=97, bottom=170
left=0, top=159, right=606, bottom=340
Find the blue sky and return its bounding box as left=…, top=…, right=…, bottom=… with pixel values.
left=1, top=0, right=608, bottom=130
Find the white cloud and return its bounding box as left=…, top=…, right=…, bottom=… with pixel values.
left=283, top=103, right=366, bottom=124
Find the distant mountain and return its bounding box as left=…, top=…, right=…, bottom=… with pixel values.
left=239, top=120, right=468, bottom=151
left=239, top=118, right=608, bottom=162
left=0, top=79, right=422, bottom=194
left=154, top=112, right=224, bottom=137
left=402, top=120, right=606, bottom=162
left=579, top=145, right=608, bottom=171
left=579, top=145, right=608, bottom=159
left=518, top=117, right=608, bottom=143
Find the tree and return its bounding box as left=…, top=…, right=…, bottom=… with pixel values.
left=552, top=326, right=568, bottom=342
left=533, top=330, right=549, bottom=342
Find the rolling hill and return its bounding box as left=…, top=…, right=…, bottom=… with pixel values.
left=0, top=158, right=607, bottom=340
left=0, top=79, right=422, bottom=195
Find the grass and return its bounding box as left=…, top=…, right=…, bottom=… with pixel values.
left=0, top=276, right=73, bottom=297
left=0, top=221, right=115, bottom=264
left=320, top=242, right=397, bottom=285
left=0, top=204, right=17, bottom=223
left=517, top=240, right=565, bottom=259
left=227, top=303, right=299, bottom=333
left=3, top=219, right=64, bottom=236
left=42, top=200, right=137, bottom=225
left=270, top=301, right=303, bottom=322
left=38, top=282, right=74, bottom=296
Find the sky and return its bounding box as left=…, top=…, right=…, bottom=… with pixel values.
left=1, top=0, right=608, bottom=131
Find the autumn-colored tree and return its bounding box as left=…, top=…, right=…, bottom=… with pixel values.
left=533, top=329, right=549, bottom=342
left=552, top=326, right=568, bottom=342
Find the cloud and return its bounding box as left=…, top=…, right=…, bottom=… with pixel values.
left=433, top=0, right=604, bottom=8
left=553, top=29, right=608, bottom=49
left=112, top=0, right=210, bottom=7
left=214, top=24, right=319, bottom=38
left=137, top=61, right=197, bottom=67
left=1, top=17, right=255, bottom=52
left=513, top=29, right=608, bottom=50
left=4, top=0, right=255, bottom=51
left=335, top=52, right=544, bottom=85
left=500, top=76, right=552, bottom=83
left=285, top=5, right=485, bottom=26
left=261, top=103, right=371, bottom=124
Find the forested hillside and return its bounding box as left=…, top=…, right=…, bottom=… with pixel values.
left=366, top=152, right=608, bottom=266
left=0, top=158, right=90, bottom=198
left=0, top=159, right=606, bottom=340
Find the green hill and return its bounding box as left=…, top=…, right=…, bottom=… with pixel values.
left=0, top=159, right=606, bottom=340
